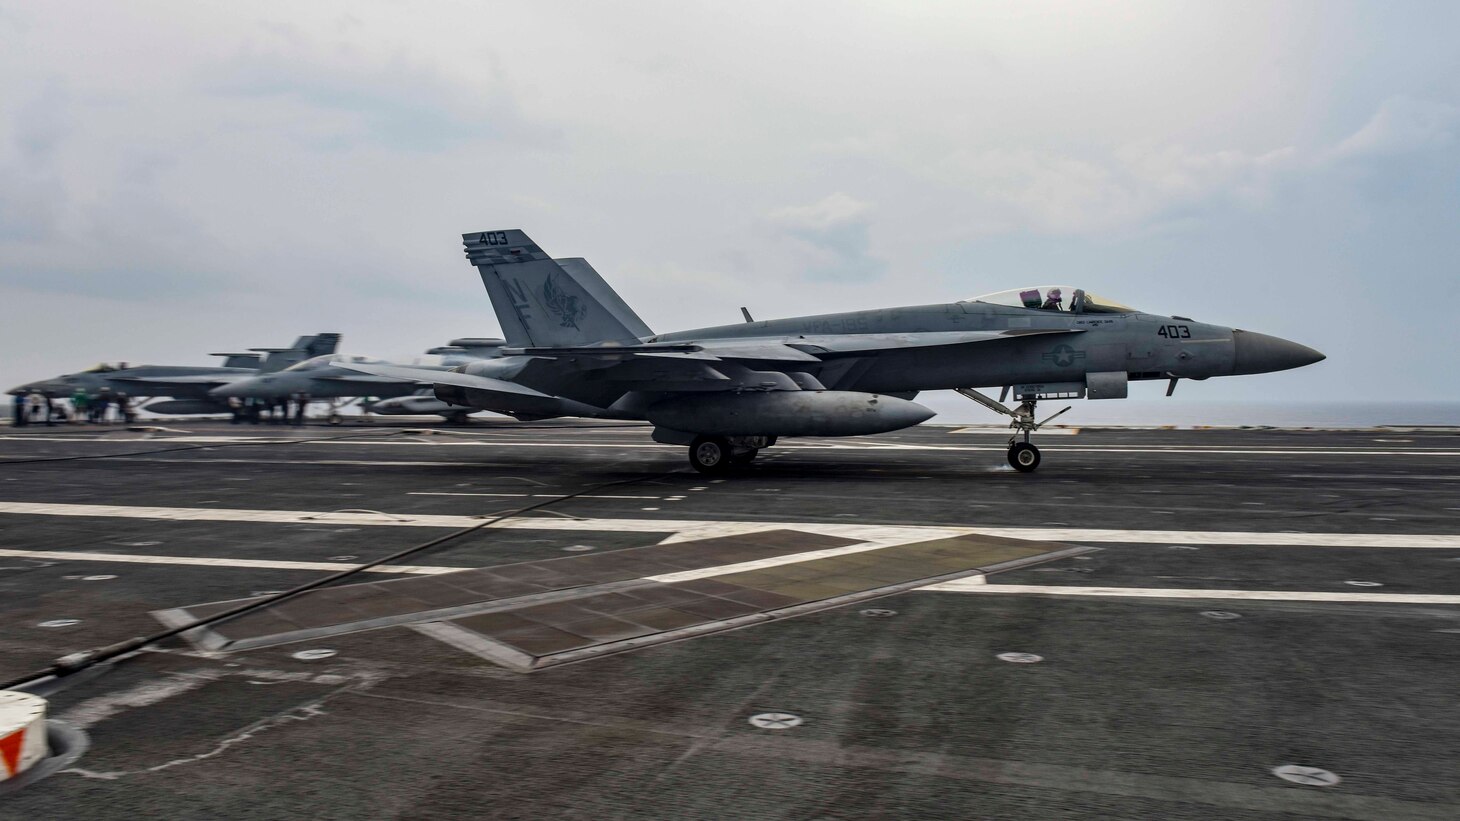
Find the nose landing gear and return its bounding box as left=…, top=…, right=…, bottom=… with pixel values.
left=955, top=388, right=1071, bottom=473
left=1008, top=440, right=1040, bottom=472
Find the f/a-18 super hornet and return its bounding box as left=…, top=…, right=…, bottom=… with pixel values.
left=363, top=339, right=509, bottom=422
left=341, top=230, right=1324, bottom=474
left=207, top=338, right=508, bottom=420
left=8, top=334, right=341, bottom=414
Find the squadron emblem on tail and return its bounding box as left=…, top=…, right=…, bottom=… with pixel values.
left=542, top=273, right=588, bottom=329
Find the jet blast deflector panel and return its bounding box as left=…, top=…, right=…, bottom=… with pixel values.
left=156, top=530, right=1093, bottom=670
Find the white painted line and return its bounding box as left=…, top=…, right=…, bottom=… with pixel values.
left=407, top=492, right=663, bottom=500
left=4, top=434, right=1458, bottom=456
left=645, top=541, right=914, bottom=583
left=952, top=427, right=1079, bottom=436
left=0, top=548, right=459, bottom=575
left=1285, top=474, right=1460, bottom=481
left=921, top=581, right=1460, bottom=604
left=3, top=501, right=1460, bottom=548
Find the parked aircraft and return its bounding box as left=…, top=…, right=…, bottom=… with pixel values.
left=8, top=334, right=340, bottom=415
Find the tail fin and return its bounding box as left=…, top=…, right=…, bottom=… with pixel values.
left=553, top=258, right=653, bottom=339
left=305, top=333, right=341, bottom=357
left=254, top=333, right=343, bottom=373
left=210, top=353, right=263, bottom=369
left=463, top=230, right=650, bottom=347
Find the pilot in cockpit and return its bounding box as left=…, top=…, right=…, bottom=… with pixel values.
left=1040, top=288, right=1064, bottom=311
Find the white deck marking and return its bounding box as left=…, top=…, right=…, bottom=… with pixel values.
left=0, top=548, right=459, bottom=575
left=3, top=434, right=1458, bottom=456
left=3, top=501, right=1460, bottom=548
left=922, top=581, right=1460, bottom=604
left=407, top=492, right=663, bottom=500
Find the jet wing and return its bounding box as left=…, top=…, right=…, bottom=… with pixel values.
left=508, top=340, right=823, bottom=363
left=334, top=362, right=552, bottom=398
left=313, top=374, right=431, bottom=384
left=508, top=331, right=1075, bottom=362
left=789, top=328, right=1082, bottom=354
left=108, top=374, right=240, bottom=386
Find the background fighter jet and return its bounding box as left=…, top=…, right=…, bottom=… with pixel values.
left=344, top=230, right=1324, bottom=474
left=8, top=334, right=341, bottom=415
left=208, top=339, right=506, bottom=419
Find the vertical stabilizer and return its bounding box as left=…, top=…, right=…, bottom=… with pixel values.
left=255, top=333, right=343, bottom=373
left=305, top=333, right=341, bottom=358
left=463, top=230, right=646, bottom=347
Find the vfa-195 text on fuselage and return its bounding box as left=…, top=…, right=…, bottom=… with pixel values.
left=343, top=230, right=1324, bottom=473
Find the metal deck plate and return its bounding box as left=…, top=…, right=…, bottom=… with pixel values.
left=157, top=530, right=1093, bottom=666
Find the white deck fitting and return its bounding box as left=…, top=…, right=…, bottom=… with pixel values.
left=0, top=691, right=49, bottom=782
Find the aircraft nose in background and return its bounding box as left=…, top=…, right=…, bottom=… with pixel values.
left=210, top=379, right=265, bottom=399
left=1231, top=330, right=1326, bottom=375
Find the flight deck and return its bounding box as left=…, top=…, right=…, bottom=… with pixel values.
left=0, top=420, right=1457, bottom=820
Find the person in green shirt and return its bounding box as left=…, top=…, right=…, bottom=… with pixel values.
left=71, top=389, right=89, bottom=424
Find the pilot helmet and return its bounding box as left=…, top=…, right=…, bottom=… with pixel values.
left=1047, top=288, right=1062, bottom=300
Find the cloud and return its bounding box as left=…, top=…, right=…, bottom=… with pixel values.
left=203, top=32, right=558, bottom=152
left=766, top=193, right=886, bottom=283
left=1329, top=97, right=1459, bottom=159
left=927, top=143, right=1300, bottom=236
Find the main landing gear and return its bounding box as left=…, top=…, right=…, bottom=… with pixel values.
left=955, top=388, right=1071, bottom=474
left=688, top=435, right=774, bottom=474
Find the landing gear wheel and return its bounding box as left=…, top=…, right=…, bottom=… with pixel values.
left=730, top=448, right=758, bottom=466
left=327, top=413, right=343, bottom=426
left=689, top=436, right=732, bottom=474
left=1008, top=442, right=1041, bottom=472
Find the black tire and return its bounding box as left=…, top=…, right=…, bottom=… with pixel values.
left=1008, top=442, right=1041, bottom=472
left=689, top=436, right=732, bottom=474
left=730, top=448, right=758, bottom=466
left=327, top=413, right=343, bottom=426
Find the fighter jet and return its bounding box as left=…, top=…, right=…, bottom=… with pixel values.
left=362, top=339, right=508, bottom=422
left=206, top=337, right=508, bottom=419
left=341, top=230, right=1324, bottom=474
left=207, top=354, right=426, bottom=407
left=8, top=334, right=341, bottom=414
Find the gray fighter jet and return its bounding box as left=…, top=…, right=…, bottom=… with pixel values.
left=342, top=230, right=1324, bottom=474
left=208, top=354, right=426, bottom=406
left=8, top=334, right=341, bottom=414
left=207, top=338, right=505, bottom=416
left=362, top=339, right=509, bottom=422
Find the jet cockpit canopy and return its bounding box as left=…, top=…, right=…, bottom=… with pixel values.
left=965, top=286, right=1136, bottom=315
left=77, top=363, right=122, bottom=374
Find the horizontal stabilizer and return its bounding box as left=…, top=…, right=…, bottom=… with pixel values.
left=209, top=352, right=263, bottom=369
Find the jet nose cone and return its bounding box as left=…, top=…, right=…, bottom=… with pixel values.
left=210, top=381, right=252, bottom=399
left=1232, top=330, right=1326, bottom=375
left=12, top=381, right=58, bottom=396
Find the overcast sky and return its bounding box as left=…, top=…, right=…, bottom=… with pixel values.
left=2, top=1, right=1457, bottom=412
